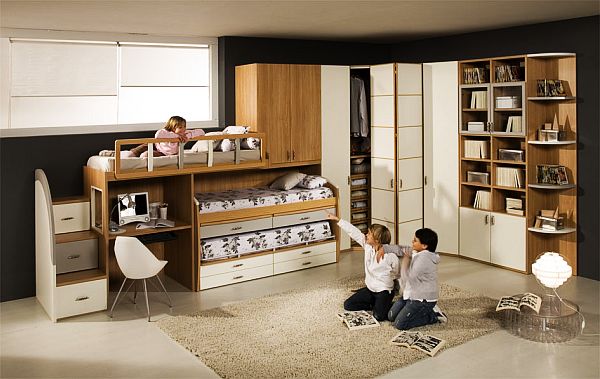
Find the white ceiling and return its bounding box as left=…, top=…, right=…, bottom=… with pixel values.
left=1, top=0, right=598, bottom=43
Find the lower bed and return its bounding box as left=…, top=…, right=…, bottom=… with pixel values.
left=200, top=220, right=333, bottom=261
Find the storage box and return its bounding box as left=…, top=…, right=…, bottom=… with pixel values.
left=498, top=148, right=524, bottom=161
left=534, top=215, right=564, bottom=231
left=496, top=96, right=521, bottom=108
left=467, top=121, right=485, bottom=132
left=538, top=129, right=566, bottom=142
left=467, top=171, right=489, bottom=184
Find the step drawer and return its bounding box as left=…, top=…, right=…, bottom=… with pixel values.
left=274, top=241, right=337, bottom=263
left=55, top=239, right=98, bottom=274
left=200, top=217, right=272, bottom=239
left=55, top=279, right=107, bottom=319
left=53, top=202, right=90, bottom=234
left=200, top=264, right=273, bottom=290
left=200, top=253, right=273, bottom=277
left=272, top=208, right=335, bottom=228
left=273, top=251, right=337, bottom=275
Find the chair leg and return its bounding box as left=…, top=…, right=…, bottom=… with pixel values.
left=155, top=275, right=173, bottom=308
left=143, top=279, right=151, bottom=322
left=109, top=277, right=128, bottom=318
left=133, top=280, right=138, bottom=304
left=122, top=279, right=135, bottom=303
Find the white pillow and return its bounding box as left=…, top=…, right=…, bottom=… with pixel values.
left=241, top=137, right=260, bottom=150
left=191, top=132, right=223, bottom=152
left=223, top=125, right=248, bottom=135
left=296, top=175, right=328, bottom=189
left=269, top=172, right=306, bottom=191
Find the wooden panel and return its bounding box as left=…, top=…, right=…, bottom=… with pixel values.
left=397, top=157, right=423, bottom=191
left=397, top=219, right=423, bottom=246
left=235, top=64, right=258, bottom=130
left=371, top=96, right=395, bottom=127
left=200, top=264, right=273, bottom=290
left=459, top=207, right=490, bottom=261
left=55, top=279, right=107, bottom=319
left=273, top=251, right=336, bottom=275
left=273, top=241, right=336, bottom=263
left=371, top=127, right=395, bottom=159
left=290, top=64, right=321, bottom=162
left=491, top=213, right=526, bottom=271
left=258, top=64, right=291, bottom=164
left=370, top=64, right=395, bottom=96
left=371, top=188, right=395, bottom=223
left=397, top=96, right=423, bottom=126
left=398, top=126, right=423, bottom=159
left=398, top=188, right=423, bottom=222
left=200, top=253, right=273, bottom=277
left=371, top=158, right=395, bottom=190
left=396, top=63, right=422, bottom=95
left=201, top=217, right=272, bottom=239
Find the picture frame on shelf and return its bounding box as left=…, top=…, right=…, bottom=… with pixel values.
left=536, top=165, right=569, bottom=185
left=536, top=79, right=566, bottom=97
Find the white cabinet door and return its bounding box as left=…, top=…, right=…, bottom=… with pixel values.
left=397, top=126, right=423, bottom=159
left=321, top=65, right=351, bottom=250
left=398, top=219, right=423, bottom=245
left=490, top=213, right=526, bottom=271
left=371, top=158, right=395, bottom=190
left=371, top=96, right=395, bottom=127
left=372, top=218, right=396, bottom=244
left=370, top=64, right=395, bottom=96
left=397, top=95, right=423, bottom=127
left=397, top=157, right=423, bottom=191
left=396, top=63, right=422, bottom=95
left=371, top=127, right=395, bottom=159
left=398, top=189, right=423, bottom=223
left=423, top=62, right=459, bottom=255
left=459, top=207, right=490, bottom=262
left=371, top=188, right=395, bottom=223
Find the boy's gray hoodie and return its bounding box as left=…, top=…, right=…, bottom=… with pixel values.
left=383, top=245, right=440, bottom=301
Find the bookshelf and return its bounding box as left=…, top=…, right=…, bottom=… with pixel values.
left=525, top=53, right=577, bottom=274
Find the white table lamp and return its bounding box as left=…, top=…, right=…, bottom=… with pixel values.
left=532, top=252, right=572, bottom=289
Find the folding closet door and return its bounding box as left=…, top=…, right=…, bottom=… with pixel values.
left=423, top=62, right=459, bottom=255
left=321, top=65, right=351, bottom=250
left=370, top=63, right=396, bottom=243
left=396, top=63, right=424, bottom=246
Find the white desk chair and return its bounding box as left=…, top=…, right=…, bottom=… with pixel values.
left=110, top=236, right=172, bottom=321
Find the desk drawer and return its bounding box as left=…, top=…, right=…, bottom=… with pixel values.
left=55, top=279, right=107, bottom=319
left=273, top=251, right=336, bottom=275
left=274, top=241, right=336, bottom=263
left=53, top=202, right=90, bottom=234
left=200, top=264, right=273, bottom=290
left=56, top=239, right=98, bottom=274
left=200, top=253, right=273, bottom=277
left=200, top=217, right=272, bottom=239
left=272, top=208, right=335, bottom=228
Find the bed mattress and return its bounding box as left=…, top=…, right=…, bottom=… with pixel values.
left=86, top=150, right=261, bottom=172
left=200, top=221, right=333, bottom=261
left=195, top=186, right=334, bottom=214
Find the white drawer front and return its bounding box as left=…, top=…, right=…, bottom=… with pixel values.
left=200, top=264, right=273, bottom=290
left=53, top=202, right=90, bottom=234
left=55, top=279, right=107, bottom=319
left=272, top=208, right=334, bottom=228
left=55, top=239, right=98, bottom=274
left=200, top=254, right=273, bottom=278
left=274, top=242, right=336, bottom=263
left=274, top=251, right=337, bottom=275
left=201, top=217, right=272, bottom=239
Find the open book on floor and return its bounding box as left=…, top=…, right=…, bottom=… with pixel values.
left=496, top=292, right=542, bottom=314
left=390, top=331, right=446, bottom=357
left=136, top=218, right=175, bottom=229
left=336, top=310, right=380, bottom=330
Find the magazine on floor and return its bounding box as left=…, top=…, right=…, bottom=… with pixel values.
left=390, top=331, right=446, bottom=357
left=336, top=310, right=380, bottom=330
left=495, top=292, right=541, bottom=314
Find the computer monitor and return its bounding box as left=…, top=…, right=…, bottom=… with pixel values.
left=117, top=192, right=150, bottom=225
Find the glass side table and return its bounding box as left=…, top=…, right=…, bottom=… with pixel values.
left=503, top=294, right=581, bottom=343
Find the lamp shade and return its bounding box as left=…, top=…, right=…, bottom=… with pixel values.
left=532, top=252, right=572, bottom=289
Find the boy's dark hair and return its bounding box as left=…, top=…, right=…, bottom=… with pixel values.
left=415, top=228, right=438, bottom=252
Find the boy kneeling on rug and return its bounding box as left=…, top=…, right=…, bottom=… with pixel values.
left=327, top=213, right=398, bottom=321
left=378, top=228, right=448, bottom=330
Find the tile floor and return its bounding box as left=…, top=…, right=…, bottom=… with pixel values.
left=1, top=253, right=598, bottom=378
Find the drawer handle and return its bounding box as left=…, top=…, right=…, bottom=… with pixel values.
left=300, top=251, right=311, bottom=255
left=67, top=254, right=81, bottom=259
left=231, top=226, right=242, bottom=231
left=300, top=216, right=310, bottom=220
left=302, top=261, right=312, bottom=266
left=75, top=296, right=89, bottom=302
left=232, top=263, right=244, bottom=268
left=233, top=275, right=244, bottom=280
left=61, top=217, right=75, bottom=221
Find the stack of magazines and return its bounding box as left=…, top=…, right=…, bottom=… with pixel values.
left=474, top=190, right=490, bottom=209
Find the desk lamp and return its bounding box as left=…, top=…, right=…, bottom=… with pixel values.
left=109, top=193, right=135, bottom=232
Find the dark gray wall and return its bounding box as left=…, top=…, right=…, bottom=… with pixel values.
left=1, top=16, right=598, bottom=301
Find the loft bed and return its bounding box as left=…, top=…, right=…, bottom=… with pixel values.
left=85, top=132, right=267, bottom=180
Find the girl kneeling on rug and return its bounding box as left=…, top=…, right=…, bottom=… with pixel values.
left=326, top=213, right=399, bottom=321
left=379, top=228, right=448, bottom=330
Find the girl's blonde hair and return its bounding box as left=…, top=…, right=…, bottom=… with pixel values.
left=164, top=116, right=186, bottom=132
left=368, top=224, right=391, bottom=245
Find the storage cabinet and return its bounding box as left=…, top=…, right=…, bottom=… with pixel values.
left=236, top=63, right=321, bottom=167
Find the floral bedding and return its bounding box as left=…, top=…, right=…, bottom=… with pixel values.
left=195, top=186, right=334, bottom=214
left=200, top=221, right=333, bottom=261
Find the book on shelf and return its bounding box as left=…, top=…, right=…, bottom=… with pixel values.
left=136, top=218, right=175, bottom=229
left=505, top=116, right=522, bottom=133
left=505, top=197, right=524, bottom=215
left=496, top=293, right=542, bottom=314
left=474, top=190, right=490, bottom=209
left=336, top=310, right=380, bottom=331
left=470, top=91, right=487, bottom=109
left=495, top=167, right=524, bottom=188
left=463, top=67, right=487, bottom=84
left=463, top=140, right=489, bottom=159
left=495, top=64, right=521, bottom=82
left=390, top=331, right=446, bottom=357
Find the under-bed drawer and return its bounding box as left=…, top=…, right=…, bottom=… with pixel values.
left=273, top=251, right=337, bottom=275
left=273, top=241, right=337, bottom=263
left=200, top=264, right=273, bottom=290
left=272, top=208, right=335, bottom=228
left=200, top=253, right=273, bottom=277
left=200, top=217, right=273, bottom=239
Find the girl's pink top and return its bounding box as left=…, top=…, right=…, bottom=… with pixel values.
left=155, top=128, right=205, bottom=155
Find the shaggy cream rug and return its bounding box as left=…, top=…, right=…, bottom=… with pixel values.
left=157, top=276, right=501, bottom=378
